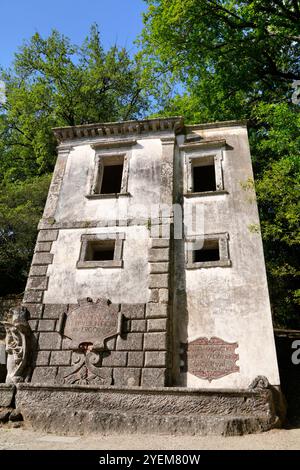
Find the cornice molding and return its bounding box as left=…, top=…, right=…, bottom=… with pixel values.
left=185, top=120, right=248, bottom=131
left=53, top=117, right=184, bottom=143
left=160, top=136, right=176, bottom=145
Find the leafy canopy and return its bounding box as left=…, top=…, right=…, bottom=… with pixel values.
left=0, top=24, right=148, bottom=182
left=0, top=25, right=148, bottom=296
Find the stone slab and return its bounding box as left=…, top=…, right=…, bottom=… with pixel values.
left=141, top=368, right=166, bottom=387
left=29, top=266, right=48, bottom=277
left=37, top=230, right=59, bottom=242
left=121, top=304, right=145, bottom=319
left=146, top=304, right=168, bottom=319
left=144, top=333, right=167, bottom=350
left=150, top=239, right=170, bottom=249
left=35, top=242, right=52, bottom=252
left=23, top=290, right=43, bottom=304
left=15, top=383, right=281, bottom=436
left=127, top=352, right=144, bottom=368
left=149, top=274, right=169, bottom=289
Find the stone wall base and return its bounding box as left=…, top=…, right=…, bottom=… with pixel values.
left=8, top=383, right=283, bottom=437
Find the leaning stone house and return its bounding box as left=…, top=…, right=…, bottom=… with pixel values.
left=0, top=117, right=284, bottom=435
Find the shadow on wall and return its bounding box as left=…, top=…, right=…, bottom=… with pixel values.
left=0, top=338, right=7, bottom=383
left=275, top=334, right=300, bottom=428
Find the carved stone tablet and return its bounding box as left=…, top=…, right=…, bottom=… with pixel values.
left=182, top=337, right=239, bottom=382
left=64, top=298, right=121, bottom=351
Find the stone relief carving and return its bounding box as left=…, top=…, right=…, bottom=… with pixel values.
left=62, top=346, right=112, bottom=386
left=58, top=298, right=122, bottom=385
left=249, top=375, right=270, bottom=390
left=0, top=306, right=32, bottom=384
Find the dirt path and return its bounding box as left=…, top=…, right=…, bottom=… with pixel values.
left=0, top=427, right=299, bottom=450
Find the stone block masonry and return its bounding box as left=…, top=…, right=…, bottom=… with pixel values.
left=27, top=301, right=170, bottom=387
left=145, top=234, right=172, bottom=386
left=23, top=229, right=58, bottom=307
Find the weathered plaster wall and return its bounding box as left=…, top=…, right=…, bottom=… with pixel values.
left=44, top=226, right=149, bottom=305
left=176, top=125, right=280, bottom=389
left=41, top=136, right=170, bottom=305
left=55, top=138, right=163, bottom=223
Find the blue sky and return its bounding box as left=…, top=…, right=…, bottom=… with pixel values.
left=0, top=0, right=146, bottom=68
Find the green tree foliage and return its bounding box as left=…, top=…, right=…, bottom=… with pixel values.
left=141, top=0, right=300, bottom=328
left=1, top=24, right=147, bottom=181
left=0, top=25, right=147, bottom=296
left=253, top=103, right=300, bottom=328
left=141, top=0, right=300, bottom=108
left=0, top=175, right=51, bottom=295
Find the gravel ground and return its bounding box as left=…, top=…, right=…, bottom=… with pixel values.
left=0, top=426, right=299, bottom=450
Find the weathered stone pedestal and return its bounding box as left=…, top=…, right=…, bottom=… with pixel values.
left=0, top=381, right=283, bottom=436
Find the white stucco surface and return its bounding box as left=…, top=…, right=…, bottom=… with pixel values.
left=177, top=126, right=280, bottom=388
left=44, top=226, right=149, bottom=304
left=55, top=139, right=163, bottom=223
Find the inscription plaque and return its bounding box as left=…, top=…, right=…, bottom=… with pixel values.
left=64, top=298, right=122, bottom=351
left=181, top=337, right=239, bottom=382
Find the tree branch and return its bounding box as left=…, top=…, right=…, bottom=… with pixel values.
left=263, top=52, right=300, bottom=80
left=206, top=0, right=255, bottom=28
left=259, top=0, right=300, bottom=21
left=123, top=87, right=142, bottom=120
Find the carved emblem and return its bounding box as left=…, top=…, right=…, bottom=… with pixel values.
left=63, top=298, right=122, bottom=351
left=0, top=306, right=32, bottom=384
left=58, top=298, right=122, bottom=386
left=181, top=337, right=239, bottom=382
left=61, top=346, right=112, bottom=386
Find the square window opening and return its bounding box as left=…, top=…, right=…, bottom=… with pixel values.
left=100, top=163, right=124, bottom=194
left=193, top=163, right=216, bottom=192
left=193, top=239, right=220, bottom=262
left=85, top=240, right=115, bottom=261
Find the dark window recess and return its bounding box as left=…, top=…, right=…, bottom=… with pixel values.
left=193, top=164, right=216, bottom=192
left=100, top=164, right=123, bottom=194
left=194, top=240, right=220, bottom=262
left=85, top=240, right=115, bottom=261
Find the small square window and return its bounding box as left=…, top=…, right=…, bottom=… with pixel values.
left=87, top=152, right=130, bottom=199
left=186, top=233, right=231, bottom=269
left=77, top=233, right=124, bottom=269
left=193, top=163, right=216, bottom=192
left=184, top=147, right=225, bottom=196
left=85, top=240, right=115, bottom=261
left=194, top=239, right=220, bottom=262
